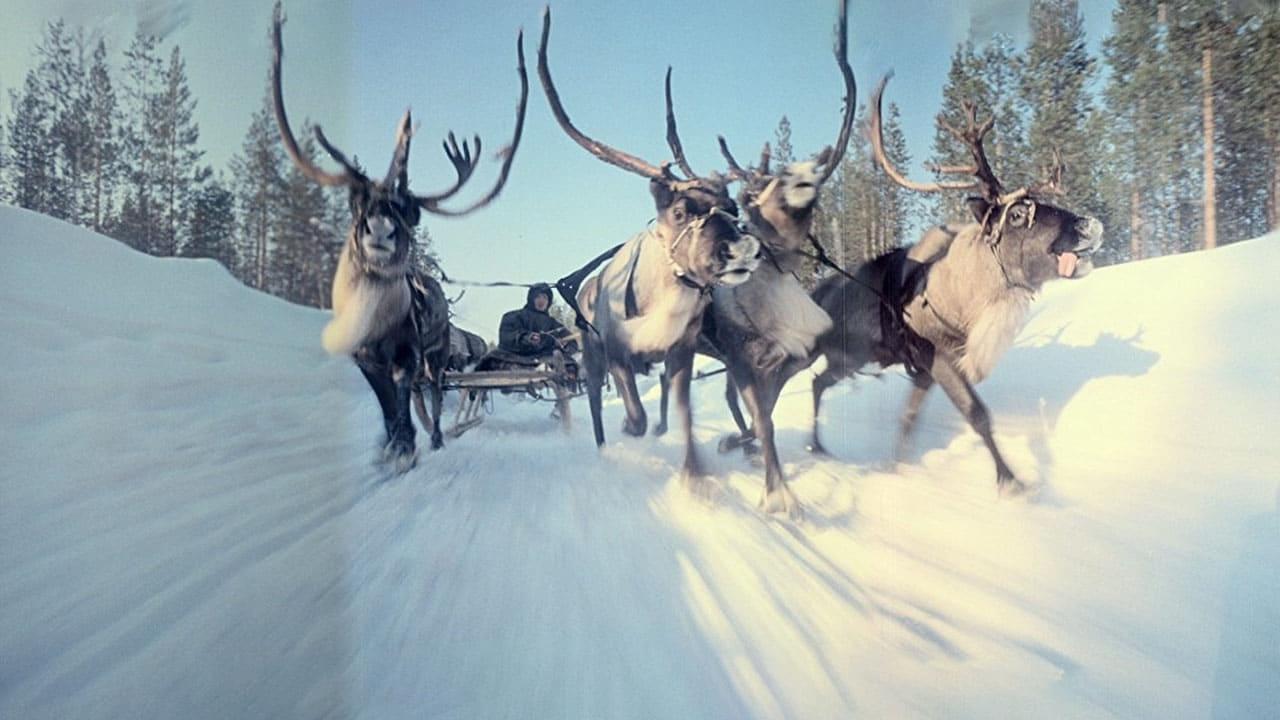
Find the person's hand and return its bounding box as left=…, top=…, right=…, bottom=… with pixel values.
left=528, top=332, right=541, bottom=346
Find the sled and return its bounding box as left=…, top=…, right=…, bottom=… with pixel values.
left=441, top=345, right=580, bottom=438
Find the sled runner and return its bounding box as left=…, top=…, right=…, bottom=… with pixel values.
left=440, top=328, right=582, bottom=438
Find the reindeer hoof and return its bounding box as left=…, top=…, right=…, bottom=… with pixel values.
left=382, top=438, right=418, bottom=475
left=622, top=418, right=647, bottom=437
left=998, top=476, right=1030, bottom=498
left=758, top=484, right=802, bottom=520
left=806, top=440, right=831, bottom=457
left=717, top=432, right=756, bottom=454
left=652, top=423, right=668, bottom=437
left=681, top=470, right=717, bottom=502
left=430, top=433, right=444, bottom=451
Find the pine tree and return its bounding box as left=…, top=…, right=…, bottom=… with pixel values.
left=1242, top=9, right=1280, bottom=231
left=271, top=123, right=334, bottom=305
left=116, top=29, right=164, bottom=253
left=85, top=39, right=121, bottom=233
left=1103, top=0, right=1173, bottom=261
left=154, top=45, right=202, bottom=257
left=932, top=34, right=1033, bottom=198
left=36, top=20, right=88, bottom=223
left=1020, top=0, right=1104, bottom=222
left=185, top=170, right=238, bottom=271
left=230, top=89, right=285, bottom=290
left=5, top=70, right=56, bottom=214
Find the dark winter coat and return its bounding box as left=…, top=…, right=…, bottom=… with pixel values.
left=498, top=284, right=566, bottom=355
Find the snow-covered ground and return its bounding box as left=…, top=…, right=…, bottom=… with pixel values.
left=2, top=204, right=1277, bottom=719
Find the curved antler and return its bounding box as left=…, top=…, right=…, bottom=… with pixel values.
left=537, top=8, right=695, bottom=189
left=383, top=109, right=413, bottom=189
left=816, top=0, right=856, bottom=185
left=416, top=29, right=529, bottom=217
left=868, top=73, right=985, bottom=195
left=271, top=2, right=366, bottom=188
left=664, top=67, right=700, bottom=181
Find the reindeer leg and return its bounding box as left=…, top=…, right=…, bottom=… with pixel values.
left=429, top=373, right=445, bottom=450
left=724, top=373, right=756, bottom=452
left=653, top=369, right=670, bottom=436
left=739, top=375, right=799, bottom=518
left=584, top=344, right=607, bottom=447
left=667, top=342, right=709, bottom=492
left=716, top=368, right=752, bottom=453
left=894, top=377, right=934, bottom=466
left=808, top=366, right=841, bottom=456
left=928, top=356, right=1024, bottom=496
left=384, top=345, right=419, bottom=474
left=357, top=362, right=396, bottom=441
left=609, top=363, right=647, bottom=437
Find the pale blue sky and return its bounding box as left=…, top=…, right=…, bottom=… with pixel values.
left=2, top=0, right=1116, bottom=334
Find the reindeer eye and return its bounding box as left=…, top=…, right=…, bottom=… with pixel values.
left=672, top=205, right=687, bottom=224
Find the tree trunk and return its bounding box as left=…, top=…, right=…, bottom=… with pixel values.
left=1130, top=186, right=1143, bottom=261
left=1201, top=43, right=1217, bottom=250
left=1270, top=133, right=1280, bottom=231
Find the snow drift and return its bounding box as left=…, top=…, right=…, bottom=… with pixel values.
left=1, top=204, right=1277, bottom=719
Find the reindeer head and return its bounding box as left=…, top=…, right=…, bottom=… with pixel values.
left=270, top=2, right=528, bottom=277
left=868, top=74, right=1103, bottom=291
left=537, top=8, right=760, bottom=291
left=708, top=0, right=855, bottom=255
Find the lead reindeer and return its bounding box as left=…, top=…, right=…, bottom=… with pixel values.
left=537, top=8, right=762, bottom=486
left=806, top=74, right=1103, bottom=496
left=655, top=0, right=855, bottom=516
left=271, top=4, right=528, bottom=473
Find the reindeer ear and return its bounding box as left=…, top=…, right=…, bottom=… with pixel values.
left=966, top=197, right=991, bottom=224
left=649, top=179, right=676, bottom=213
left=348, top=184, right=370, bottom=216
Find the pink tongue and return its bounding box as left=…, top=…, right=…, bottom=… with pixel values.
left=1058, top=251, right=1079, bottom=278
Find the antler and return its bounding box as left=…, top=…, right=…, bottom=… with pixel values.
left=383, top=110, right=413, bottom=189
left=938, top=101, right=1002, bottom=201
left=274, top=1, right=525, bottom=216
left=271, top=3, right=367, bottom=188
left=816, top=0, right=855, bottom=185
left=868, top=72, right=1003, bottom=199
left=714, top=0, right=852, bottom=186
left=413, top=132, right=481, bottom=204
left=664, top=67, right=700, bottom=180
left=1031, top=147, right=1066, bottom=196
left=537, top=8, right=696, bottom=190
left=416, top=29, right=529, bottom=217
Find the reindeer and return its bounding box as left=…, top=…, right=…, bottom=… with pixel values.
left=536, top=8, right=762, bottom=486
left=270, top=4, right=528, bottom=473
left=652, top=0, right=856, bottom=516
left=805, top=74, right=1103, bottom=496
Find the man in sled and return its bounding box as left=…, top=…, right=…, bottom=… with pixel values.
left=478, top=284, right=580, bottom=394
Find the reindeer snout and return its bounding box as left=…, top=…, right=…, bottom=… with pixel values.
left=731, top=234, right=761, bottom=265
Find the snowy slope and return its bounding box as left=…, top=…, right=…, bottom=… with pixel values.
left=1, top=204, right=1277, bottom=719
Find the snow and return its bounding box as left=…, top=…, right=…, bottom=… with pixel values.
left=2, top=204, right=1278, bottom=719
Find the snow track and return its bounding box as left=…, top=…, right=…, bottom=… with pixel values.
left=2, top=206, right=1278, bottom=718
